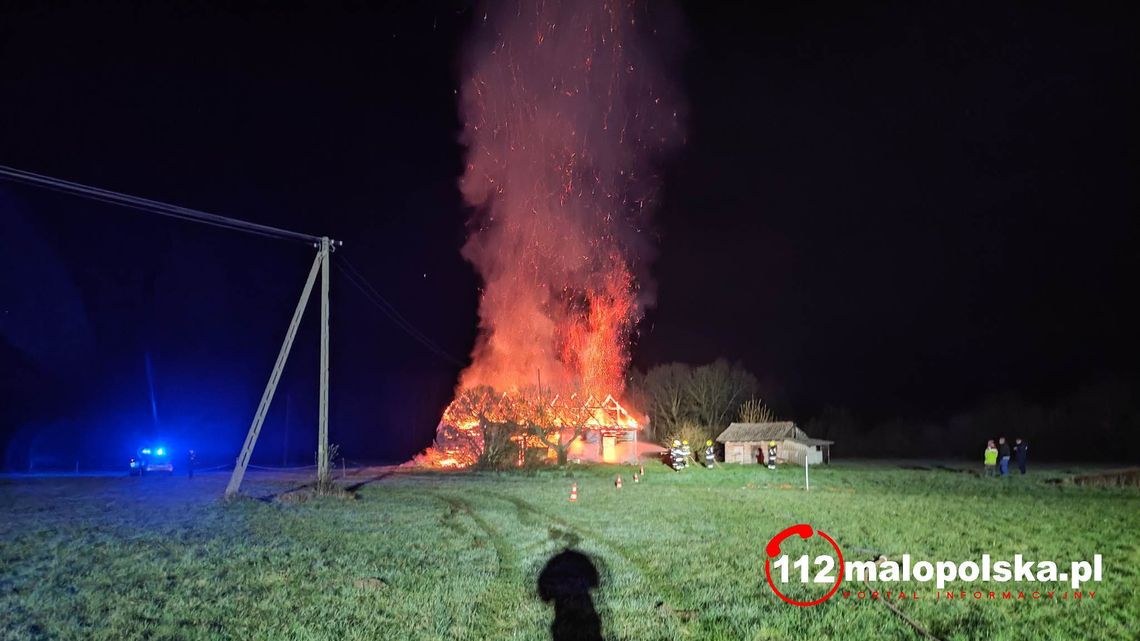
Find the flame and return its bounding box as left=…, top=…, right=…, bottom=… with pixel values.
left=415, top=391, right=642, bottom=468
left=417, top=0, right=680, bottom=468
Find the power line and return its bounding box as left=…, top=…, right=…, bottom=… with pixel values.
left=335, top=254, right=465, bottom=366
left=336, top=256, right=464, bottom=366
left=0, top=163, right=459, bottom=365
left=0, top=164, right=330, bottom=245
left=339, top=256, right=438, bottom=344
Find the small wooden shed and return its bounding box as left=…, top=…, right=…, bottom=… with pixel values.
left=716, top=422, right=833, bottom=465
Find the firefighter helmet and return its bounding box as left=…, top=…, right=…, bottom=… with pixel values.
left=706, top=439, right=713, bottom=446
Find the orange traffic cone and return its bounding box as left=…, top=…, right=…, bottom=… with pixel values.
left=569, top=483, right=578, bottom=502
left=633, top=473, right=639, bottom=483
left=615, top=475, right=623, bottom=489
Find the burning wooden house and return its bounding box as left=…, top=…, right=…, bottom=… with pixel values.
left=415, top=0, right=680, bottom=472
left=420, top=389, right=644, bottom=468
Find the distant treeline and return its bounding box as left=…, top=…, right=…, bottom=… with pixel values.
left=630, top=362, right=1140, bottom=463
left=805, top=379, right=1140, bottom=463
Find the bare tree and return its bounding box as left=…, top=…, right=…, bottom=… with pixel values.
left=738, top=397, right=776, bottom=423
left=641, top=362, right=693, bottom=441
left=445, top=386, right=522, bottom=469
left=515, top=386, right=592, bottom=466
left=659, top=420, right=709, bottom=458
left=687, top=359, right=759, bottom=433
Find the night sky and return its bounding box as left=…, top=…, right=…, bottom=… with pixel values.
left=2, top=1, right=1137, bottom=467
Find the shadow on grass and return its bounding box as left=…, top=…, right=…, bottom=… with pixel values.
left=933, top=464, right=981, bottom=476
left=251, top=481, right=318, bottom=503
left=243, top=467, right=400, bottom=502
left=344, top=471, right=394, bottom=493
left=539, top=549, right=604, bottom=641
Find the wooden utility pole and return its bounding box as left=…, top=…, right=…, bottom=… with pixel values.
left=0, top=164, right=341, bottom=500
left=282, top=394, right=291, bottom=467
left=317, top=236, right=331, bottom=488
left=225, top=237, right=337, bottom=498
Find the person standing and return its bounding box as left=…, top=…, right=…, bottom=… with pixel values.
left=187, top=449, right=197, bottom=479
left=998, top=437, right=1011, bottom=476
left=670, top=440, right=684, bottom=471
left=1014, top=438, right=1028, bottom=474
left=983, top=440, right=998, bottom=477
left=704, top=440, right=716, bottom=468
left=767, top=440, right=778, bottom=470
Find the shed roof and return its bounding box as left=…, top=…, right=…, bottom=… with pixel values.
left=715, top=422, right=834, bottom=445
left=797, top=438, right=836, bottom=446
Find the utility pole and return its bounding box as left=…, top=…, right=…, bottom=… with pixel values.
left=0, top=165, right=341, bottom=500
left=225, top=237, right=338, bottom=498
left=317, top=236, right=331, bottom=489
left=282, top=394, right=291, bottom=467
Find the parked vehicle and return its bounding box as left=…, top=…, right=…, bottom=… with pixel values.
left=129, top=446, right=174, bottom=475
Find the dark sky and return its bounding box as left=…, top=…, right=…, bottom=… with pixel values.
left=2, top=1, right=1137, bottom=465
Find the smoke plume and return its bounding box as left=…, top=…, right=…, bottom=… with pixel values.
left=456, top=0, right=683, bottom=397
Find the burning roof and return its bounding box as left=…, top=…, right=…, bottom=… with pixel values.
left=418, top=389, right=642, bottom=469
left=418, top=0, right=681, bottom=469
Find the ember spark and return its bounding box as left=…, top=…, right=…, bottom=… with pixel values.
left=421, top=0, right=682, bottom=467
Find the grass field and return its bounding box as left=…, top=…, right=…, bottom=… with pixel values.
left=2, top=462, right=1138, bottom=641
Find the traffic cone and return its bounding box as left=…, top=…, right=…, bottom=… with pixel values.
left=569, top=483, right=578, bottom=502
left=633, top=473, right=640, bottom=483
left=615, top=475, right=623, bottom=489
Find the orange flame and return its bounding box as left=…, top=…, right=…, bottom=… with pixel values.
left=416, top=390, right=642, bottom=468
left=417, top=0, right=679, bottom=468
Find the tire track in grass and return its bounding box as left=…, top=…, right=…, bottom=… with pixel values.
left=436, top=493, right=522, bottom=581
left=483, top=490, right=694, bottom=628
left=432, top=492, right=527, bottom=638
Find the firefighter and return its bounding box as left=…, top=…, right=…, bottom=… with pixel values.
left=670, top=439, right=685, bottom=471
left=187, top=449, right=197, bottom=479
left=704, top=439, right=716, bottom=468
left=767, top=440, right=777, bottom=470
left=680, top=440, right=692, bottom=468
